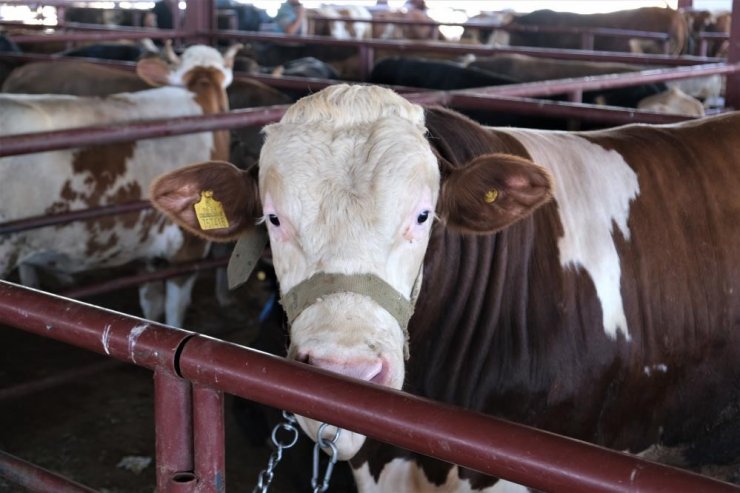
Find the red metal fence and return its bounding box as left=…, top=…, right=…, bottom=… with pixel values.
left=1, top=1, right=740, bottom=491
left=1, top=281, right=739, bottom=493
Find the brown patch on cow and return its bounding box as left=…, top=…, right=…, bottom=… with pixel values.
left=137, top=209, right=168, bottom=244
left=68, top=142, right=144, bottom=255
left=71, top=142, right=135, bottom=206
left=45, top=181, right=79, bottom=215
left=86, top=230, right=120, bottom=257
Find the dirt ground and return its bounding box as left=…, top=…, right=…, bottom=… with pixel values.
left=0, top=266, right=352, bottom=493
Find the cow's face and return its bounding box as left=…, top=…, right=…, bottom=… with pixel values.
left=256, top=86, right=438, bottom=457
left=149, top=85, right=553, bottom=460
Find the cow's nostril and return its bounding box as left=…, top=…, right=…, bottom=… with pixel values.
left=295, top=352, right=310, bottom=364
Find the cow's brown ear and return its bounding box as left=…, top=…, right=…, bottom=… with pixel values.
left=136, top=57, right=171, bottom=86
left=149, top=161, right=261, bottom=242
left=439, top=153, right=553, bottom=234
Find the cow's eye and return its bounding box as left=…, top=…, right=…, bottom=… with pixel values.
left=417, top=210, right=430, bottom=224
left=268, top=214, right=280, bottom=226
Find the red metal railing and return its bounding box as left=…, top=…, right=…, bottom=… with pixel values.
left=1, top=280, right=739, bottom=493
left=1, top=2, right=740, bottom=490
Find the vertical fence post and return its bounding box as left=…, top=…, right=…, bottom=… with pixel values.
left=183, top=0, right=215, bottom=45
left=193, top=385, right=226, bottom=493
left=358, top=44, right=374, bottom=81
left=154, top=367, right=196, bottom=493
left=580, top=32, right=594, bottom=50
left=726, top=0, right=740, bottom=109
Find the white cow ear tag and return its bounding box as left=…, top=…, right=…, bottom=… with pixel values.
left=194, top=191, right=230, bottom=230
left=227, top=227, right=268, bottom=290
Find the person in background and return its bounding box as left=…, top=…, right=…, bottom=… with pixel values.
left=274, top=0, right=306, bottom=35
left=143, top=0, right=175, bottom=29
left=404, top=0, right=428, bottom=12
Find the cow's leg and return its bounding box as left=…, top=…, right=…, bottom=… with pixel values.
left=18, top=263, right=40, bottom=288
left=164, top=273, right=198, bottom=328
left=139, top=278, right=166, bottom=323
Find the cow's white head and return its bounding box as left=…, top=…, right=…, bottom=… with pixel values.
left=150, top=84, right=553, bottom=460
left=135, top=42, right=242, bottom=90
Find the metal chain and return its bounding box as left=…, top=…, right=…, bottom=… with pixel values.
left=252, top=411, right=300, bottom=493
left=311, top=423, right=342, bottom=493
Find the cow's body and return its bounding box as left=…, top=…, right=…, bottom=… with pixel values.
left=466, top=53, right=723, bottom=104
left=0, top=45, right=239, bottom=327
left=309, top=5, right=373, bottom=40
left=57, top=40, right=159, bottom=62
left=503, top=7, right=689, bottom=55
left=2, top=60, right=151, bottom=96
left=150, top=85, right=740, bottom=491
left=369, top=56, right=674, bottom=121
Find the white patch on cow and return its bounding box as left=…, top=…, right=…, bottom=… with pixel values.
left=259, top=85, right=439, bottom=459
left=500, top=129, right=640, bottom=340
left=637, top=87, right=705, bottom=117
left=643, top=363, right=668, bottom=376
left=127, top=323, right=149, bottom=364
left=139, top=281, right=165, bottom=323
left=101, top=324, right=112, bottom=355
left=165, top=273, right=198, bottom=328
left=353, top=460, right=531, bottom=493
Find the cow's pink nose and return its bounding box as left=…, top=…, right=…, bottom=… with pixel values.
left=305, top=355, right=384, bottom=383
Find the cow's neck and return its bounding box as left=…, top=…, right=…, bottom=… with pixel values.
left=408, top=220, right=537, bottom=403
left=184, top=67, right=230, bottom=161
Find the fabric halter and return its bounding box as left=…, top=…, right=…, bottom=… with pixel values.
left=280, top=270, right=422, bottom=360
left=227, top=229, right=422, bottom=360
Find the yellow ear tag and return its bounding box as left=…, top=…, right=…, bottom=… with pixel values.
left=484, top=188, right=499, bottom=204
left=194, top=191, right=230, bottom=230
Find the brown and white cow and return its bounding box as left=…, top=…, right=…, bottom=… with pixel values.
left=500, top=7, right=689, bottom=55
left=0, top=44, right=240, bottom=327
left=308, top=4, right=373, bottom=40
left=150, top=85, right=740, bottom=491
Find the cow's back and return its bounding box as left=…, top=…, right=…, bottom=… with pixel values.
left=2, top=60, right=151, bottom=96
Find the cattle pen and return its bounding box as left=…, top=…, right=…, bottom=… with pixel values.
left=1, top=0, right=740, bottom=491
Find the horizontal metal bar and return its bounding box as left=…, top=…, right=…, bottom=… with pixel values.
left=215, top=29, right=722, bottom=66
left=59, top=256, right=228, bottom=300
left=0, top=359, right=122, bottom=401
left=1, top=280, right=737, bottom=493
left=0, top=450, right=98, bottom=493
left=0, top=281, right=191, bottom=373
left=10, top=29, right=189, bottom=43
left=446, top=94, right=693, bottom=124
left=0, top=105, right=289, bottom=157
left=309, top=15, right=671, bottom=40
left=0, top=200, right=151, bottom=235
left=463, top=63, right=740, bottom=98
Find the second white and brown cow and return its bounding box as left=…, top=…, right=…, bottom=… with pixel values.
left=0, top=44, right=240, bottom=327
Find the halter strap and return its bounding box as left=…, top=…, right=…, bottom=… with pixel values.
left=281, top=271, right=421, bottom=359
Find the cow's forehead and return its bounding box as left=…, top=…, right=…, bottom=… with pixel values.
left=179, top=45, right=226, bottom=70
left=268, top=84, right=426, bottom=129
left=259, top=117, right=439, bottom=206
left=259, top=120, right=439, bottom=227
